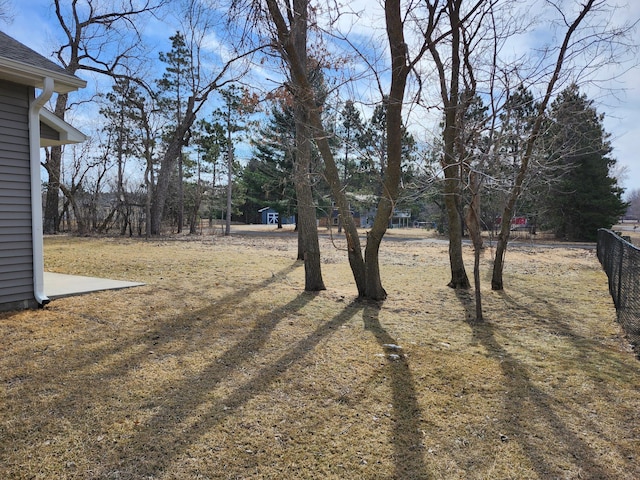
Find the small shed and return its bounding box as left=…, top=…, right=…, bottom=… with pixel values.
left=0, top=31, right=86, bottom=311
left=258, top=207, right=279, bottom=225
left=258, top=207, right=294, bottom=225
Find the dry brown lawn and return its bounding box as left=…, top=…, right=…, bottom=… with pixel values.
left=1, top=228, right=639, bottom=479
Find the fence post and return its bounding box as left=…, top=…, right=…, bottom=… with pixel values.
left=617, top=242, right=624, bottom=310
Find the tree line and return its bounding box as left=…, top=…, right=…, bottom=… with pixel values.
left=21, top=0, right=636, bottom=312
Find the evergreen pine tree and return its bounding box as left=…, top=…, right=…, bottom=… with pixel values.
left=242, top=102, right=297, bottom=227
left=157, top=32, right=191, bottom=232
left=337, top=100, right=365, bottom=188
left=543, top=85, right=627, bottom=241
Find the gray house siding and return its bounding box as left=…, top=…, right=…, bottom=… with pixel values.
left=39, top=121, right=59, bottom=142
left=0, top=79, right=35, bottom=310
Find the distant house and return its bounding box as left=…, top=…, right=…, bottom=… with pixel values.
left=354, top=208, right=411, bottom=229
left=0, top=31, right=86, bottom=311
left=321, top=208, right=363, bottom=228
left=390, top=209, right=411, bottom=228
left=319, top=202, right=362, bottom=228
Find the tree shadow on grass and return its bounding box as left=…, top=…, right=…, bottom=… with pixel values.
left=82, top=294, right=365, bottom=478
left=362, top=300, right=429, bottom=479
left=454, top=288, right=623, bottom=479
left=496, top=287, right=640, bottom=462
left=71, top=293, right=430, bottom=479
left=497, top=285, right=640, bottom=393
left=52, top=261, right=304, bottom=375
left=1, top=262, right=305, bottom=474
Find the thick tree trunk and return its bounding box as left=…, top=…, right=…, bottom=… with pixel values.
left=293, top=100, right=325, bottom=292
left=150, top=108, right=195, bottom=235
left=150, top=141, right=181, bottom=235
left=364, top=211, right=388, bottom=300
left=296, top=223, right=305, bottom=260
left=295, top=183, right=325, bottom=290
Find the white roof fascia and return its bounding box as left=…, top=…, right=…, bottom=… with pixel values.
left=39, top=108, right=86, bottom=146
left=0, top=57, right=86, bottom=93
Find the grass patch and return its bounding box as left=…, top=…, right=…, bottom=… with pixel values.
left=1, top=232, right=639, bottom=479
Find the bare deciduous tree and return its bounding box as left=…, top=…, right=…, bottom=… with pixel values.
left=626, top=189, right=640, bottom=220
left=45, top=0, right=167, bottom=233
left=0, top=0, right=14, bottom=24
left=419, top=0, right=493, bottom=289
left=262, top=0, right=434, bottom=299
left=491, top=0, right=633, bottom=290
left=150, top=1, right=259, bottom=234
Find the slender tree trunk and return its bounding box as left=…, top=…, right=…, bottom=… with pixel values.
left=59, top=183, right=86, bottom=235
left=43, top=93, right=69, bottom=234
left=491, top=203, right=514, bottom=290
left=145, top=153, right=153, bottom=239
left=291, top=0, right=325, bottom=291
left=443, top=1, right=470, bottom=289
left=311, top=112, right=366, bottom=295
left=97, top=207, right=117, bottom=234
left=465, top=172, right=483, bottom=321
left=443, top=170, right=469, bottom=288
left=117, top=138, right=128, bottom=236
left=177, top=151, right=184, bottom=233
left=265, top=0, right=364, bottom=294
left=43, top=145, right=62, bottom=234
left=491, top=0, right=596, bottom=290
left=225, top=121, right=233, bottom=236
left=359, top=0, right=413, bottom=300
left=190, top=161, right=203, bottom=235
left=265, top=0, right=413, bottom=300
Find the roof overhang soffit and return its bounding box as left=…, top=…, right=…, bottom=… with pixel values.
left=39, top=108, right=86, bottom=147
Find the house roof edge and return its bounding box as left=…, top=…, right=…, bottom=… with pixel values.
left=0, top=56, right=86, bottom=93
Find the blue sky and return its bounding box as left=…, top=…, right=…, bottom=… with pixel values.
left=4, top=0, right=640, bottom=195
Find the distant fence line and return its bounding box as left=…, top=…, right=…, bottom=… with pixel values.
left=597, top=229, right=640, bottom=353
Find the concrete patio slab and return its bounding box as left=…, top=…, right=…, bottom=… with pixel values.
left=44, top=272, right=145, bottom=299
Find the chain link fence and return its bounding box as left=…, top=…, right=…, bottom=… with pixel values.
left=597, top=229, right=640, bottom=354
